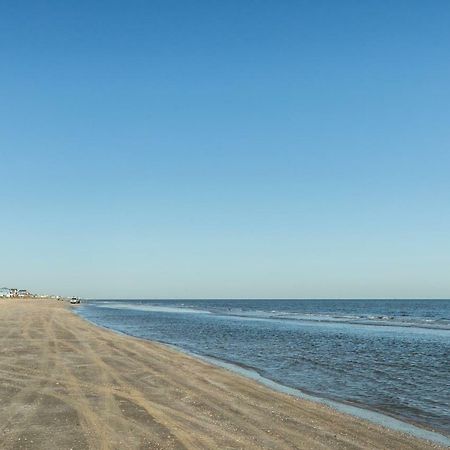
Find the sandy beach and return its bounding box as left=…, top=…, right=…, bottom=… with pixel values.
left=0, top=300, right=442, bottom=449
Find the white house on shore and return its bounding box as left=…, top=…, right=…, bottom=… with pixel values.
left=0, top=287, right=12, bottom=297
left=0, top=287, right=38, bottom=298
left=18, top=289, right=31, bottom=297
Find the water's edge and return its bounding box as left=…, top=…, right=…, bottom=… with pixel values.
left=73, top=308, right=450, bottom=448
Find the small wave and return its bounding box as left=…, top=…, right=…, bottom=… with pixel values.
left=95, top=303, right=211, bottom=315
left=217, top=310, right=450, bottom=331
left=90, top=301, right=450, bottom=331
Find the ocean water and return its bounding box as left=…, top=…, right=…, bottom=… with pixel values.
left=76, top=299, right=450, bottom=437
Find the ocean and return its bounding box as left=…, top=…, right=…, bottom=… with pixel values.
left=76, top=299, right=450, bottom=438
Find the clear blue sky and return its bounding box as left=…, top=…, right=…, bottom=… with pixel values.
left=1, top=1, right=449, bottom=299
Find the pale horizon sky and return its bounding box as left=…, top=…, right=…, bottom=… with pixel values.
left=1, top=1, right=450, bottom=299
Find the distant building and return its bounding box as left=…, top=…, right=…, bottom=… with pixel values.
left=0, top=287, right=11, bottom=297
left=0, top=288, right=35, bottom=298
left=17, top=289, right=30, bottom=297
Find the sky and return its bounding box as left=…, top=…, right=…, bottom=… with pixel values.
left=1, top=1, right=450, bottom=299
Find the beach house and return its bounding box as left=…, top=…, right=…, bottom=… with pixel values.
left=0, top=287, right=11, bottom=297
left=18, top=289, right=30, bottom=298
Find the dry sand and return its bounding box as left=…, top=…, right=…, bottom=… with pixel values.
left=0, top=299, right=442, bottom=449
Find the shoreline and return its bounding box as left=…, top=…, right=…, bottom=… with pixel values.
left=76, top=308, right=450, bottom=447
left=0, top=299, right=447, bottom=449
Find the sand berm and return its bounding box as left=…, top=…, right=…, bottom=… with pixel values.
left=0, top=300, right=443, bottom=449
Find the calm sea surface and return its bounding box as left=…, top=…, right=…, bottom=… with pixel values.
left=77, top=299, right=450, bottom=436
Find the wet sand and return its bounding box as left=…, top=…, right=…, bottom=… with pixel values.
left=0, top=300, right=442, bottom=449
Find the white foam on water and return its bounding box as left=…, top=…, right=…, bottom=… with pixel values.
left=95, top=302, right=211, bottom=315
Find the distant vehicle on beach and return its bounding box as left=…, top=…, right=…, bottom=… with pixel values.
left=70, top=297, right=81, bottom=305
